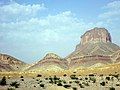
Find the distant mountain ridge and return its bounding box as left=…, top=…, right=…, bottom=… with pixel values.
left=0, top=27, right=120, bottom=71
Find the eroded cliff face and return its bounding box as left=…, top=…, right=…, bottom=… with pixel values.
left=1, top=27, right=120, bottom=71
left=0, top=54, right=26, bottom=71
left=80, top=27, right=111, bottom=45
left=27, top=53, right=69, bottom=70
left=67, top=27, right=120, bottom=68
left=31, top=27, right=120, bottom=69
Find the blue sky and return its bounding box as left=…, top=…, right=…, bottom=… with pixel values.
left=0, top=0, right=120, bottom=63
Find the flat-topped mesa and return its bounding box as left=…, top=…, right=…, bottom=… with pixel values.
left=80, top=27, right=112, bottom=45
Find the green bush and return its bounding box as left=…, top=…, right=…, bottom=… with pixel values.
left=63, top=74, right=67, bottom=77
left=100, top=81, right=105, bottom=86
left=90, top=77, right=96, bottom=83
left=37, top=74, right=42, bottom=77
left=40, top=84, right=44, bottom=88
left=72, top=87, right=77, bottom=90
left=69, top=81, right=72, bottom=84
left=113, top=74, right=119, bottom=79
left=0, top=76, right=7, bottom=86
left=7, top=88, right=15, bottom=90
left=70, top=75, right=78, bottom=80
left=116, top=84, right=120, bottom=86
left=79, top=84, right=84, bottom=88
left=110, top=87, right=115, bottom=90
left=63, top=80, right=66, bottom=84
left=53, top=75, right=60, bottom=80
left=10, top=81, right=20, bottom=88
left=89, top=74, right=94, bottom=76
left=63, top=85, right=71, bottom=89
left=106, top=77, right=110, bottom=81
left=20, top=76, right=24, bottom=78
left=21, top=79, right=24, bottom=81
left=82, top=82, right=89, bottom=86
left=57, top=83, right=62, bottom=86
left=45, top=78, right=48, bottom=80
left=85, top=77, right=88, bottom=80
left=74, top=81, right=79, bottom=84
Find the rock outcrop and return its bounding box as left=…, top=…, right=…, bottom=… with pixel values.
left=27, top=53, right=68, bottom=71
left=1, top=27, right=120, bottom=71
left=28, top=27, right=120, bottom=70
left=0, top=54, right=27, bottom=71
left=80, top=27, right=111, bottom=45
left=67, top=27, right=120, bottom=68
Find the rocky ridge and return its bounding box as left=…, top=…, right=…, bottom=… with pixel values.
left=0, top=27, right=120, bottom=71
left=0, top=54, right=27, bottom=71
left=80, top=27, right=111, bottom=46
left=66, top=27, right=120, bottom=68
left=27, top=53, right=68, bottom=71
left=27, top=27, right=120, bottom=70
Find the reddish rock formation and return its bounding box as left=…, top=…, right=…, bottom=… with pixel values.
left=0, top=54, right=26, bottom=71
left=1, top=27, right=120, bottom=71
left=67, top=27, right=120, bottom=68
left=80, top=27, right=111, bottom=45
left=27, top=53, right=68, bottom=70
left=30, top=27, right=120, bottom=69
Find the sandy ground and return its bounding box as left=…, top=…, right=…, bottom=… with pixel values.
left=0, top=74, right=120, bottom=90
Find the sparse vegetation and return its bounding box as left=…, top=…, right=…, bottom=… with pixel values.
left=20, top=76, right=24, bottom=78
left=82, top=82, right=89, bottom=86
left=116, top=84, right=120, bottom=86
left=89, top=74, right=94, bottom=76
left=79, top=84, right=84, bottom=88
left=7, top=88, right=15, bottom=90
left=70, top=75, right=78, bottom=80
left=37, top=74, right=42, bottom=77
left=40, top=83, right=44, bottom=88
left=74, top=80, right=79, bottom=84
left=106, top=77, right=110, bottom=81
left=0, top=72, right=120, bottom=90
left=110, top=87, right=115, bottom=90
left=100, top=81, right=105, bottom=86
left=21, top=79, right=24, bottom=81
left=69, top=81, right=72, bottom=84
left=72, top=87, right=77, bottom=90
left=0, top=76, right=7, bottom=86
left=89, top=77, right=96, bottom=83
left=10, top=81, right=20, bottom=88
left=85, top=77, right=88, bottom=80
left=63, top=74, right=67, bottom=77
left=63, top=85, right=71, bottom=89
left=57, top=82, right=62, bottom=86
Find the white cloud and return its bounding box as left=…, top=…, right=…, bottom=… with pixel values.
left=99, top=1, right=120, bottom=19
left=0, top=2, right=46, bottom=22
left=104, top=0, right=120, bottom=10
left=0, top=11, right=96, bottom=45
left=0, top=10, right=96, bottom=62
left=97, top=1, right=120, bottom=46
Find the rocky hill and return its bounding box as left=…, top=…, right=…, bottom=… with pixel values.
left=66, top=27, right=120, bottom=68
left=0, top=27, right=120, bottom=71
left=80, top=27, right=111, bottom=46
left=0, top=54, right=27, bottom=71
left=27, top=53, right=68, bottom=71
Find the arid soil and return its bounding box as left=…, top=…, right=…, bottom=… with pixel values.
left=0, top=71, right=120, bottom=90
